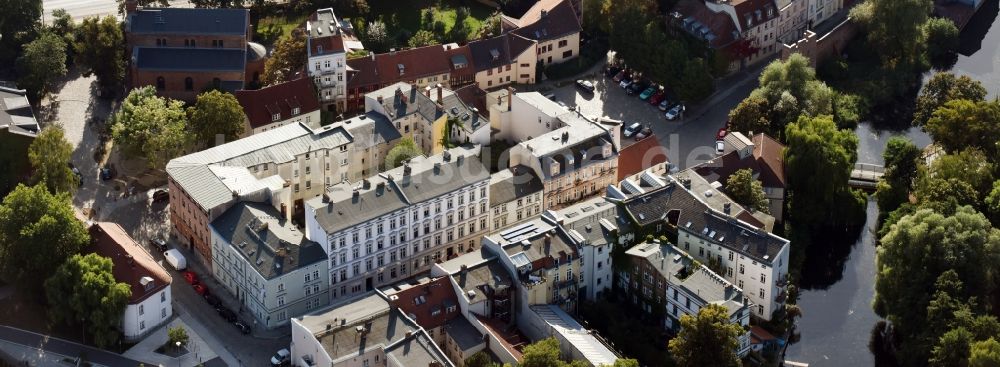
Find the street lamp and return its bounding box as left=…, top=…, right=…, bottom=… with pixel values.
left=176, top=341, right=182, bottom=367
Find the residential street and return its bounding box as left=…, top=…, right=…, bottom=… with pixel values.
left=42, top=0, right=192, bottom=22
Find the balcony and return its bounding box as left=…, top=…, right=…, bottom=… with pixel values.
left=776, top=274, right=789, bottom=287
left=775, top=289, right=787, bottom=304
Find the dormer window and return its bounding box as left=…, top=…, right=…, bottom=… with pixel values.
left=272, top=113, right=281, bottom=121
left=398, top=63, right=405, bottom=75
left=317, top=45, right=324, bottom=54
left=292, top=107, right=301, bottom=115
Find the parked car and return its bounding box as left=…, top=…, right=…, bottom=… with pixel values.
left=182, top=270, right=199, bottom=285
left=649, top=91, right=665, bottom=105
left=619, top=78, right=633, bottom=89
left=99, top=165, right=114, bottom=181
left=658, top=99, right=671, bottom=111
left=152, top=189, right=169, bottom=203
left=623, top=122, right=642, bottom=138
left=665, top=105, right=683, bottom=120
left=192, top=283, right=208, bottom=296
left=716, top=127, right=728, bottom=140
left=613, top=70, right=627, bottom=82
left=150, top=238, right=169, bottom=252
left=627, top=81, right=647, bottom=95
left=575, top=79, right=595, bottom=93
left=634, top=126, right=652, bottom=140
left=605, top=67, right=621, bottom=78
left=639, top=86, right=657, bottom=100
left=204, top=293, right=222, bottom=307
left=217, top=307, right=237, bottom=322
left=163, top=249, right=187, bottom=270
left=234, top=321, right=251, bottom=335
left=271, top=348, right=291, bottom=366
left=716, top=140, right=726, bottom=155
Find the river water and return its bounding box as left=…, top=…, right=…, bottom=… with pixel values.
left=782, top=2, right=999, bottom=365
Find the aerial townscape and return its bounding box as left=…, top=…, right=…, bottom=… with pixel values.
left=0, top=0, right=998, bottom=366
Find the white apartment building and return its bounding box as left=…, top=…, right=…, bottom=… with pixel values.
left=304, top=146, right=491, bottom=302
left=210, top=202, right=330, bottom=328
left=90, top=222, right=173, bottom=342
left=488, top=166, right=545, bottom=232
left=623, top=177, right=790, bottom=320
left=547, top=196, right=627, bottom=301
left=306, top=8, right=364, bottom=112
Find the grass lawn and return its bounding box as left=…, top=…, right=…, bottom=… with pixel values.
left=254, top=13, right=309, bottom=45
left=366, top=0, right=495, bottom=44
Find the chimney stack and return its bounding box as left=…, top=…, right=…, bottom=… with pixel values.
left=425, top=85, right=432, bottom=98
left=436, top=83, right=443, bottom=104
left=724, top=202, right=731, bottom=214
left=506, top=86, right=514, bottom=111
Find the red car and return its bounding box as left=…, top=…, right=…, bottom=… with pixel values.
left=649, top=91, right=666, bottom=105
left=182, top=270, right=199, bottom=285
left=192, top=284, right=208, bottom=296
left=716, top=127, right=728, bottom=140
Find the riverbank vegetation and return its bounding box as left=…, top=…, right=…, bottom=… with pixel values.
left=870, top=72, right=1000, bottom=366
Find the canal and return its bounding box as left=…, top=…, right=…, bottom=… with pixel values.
left=782, top=2, right=999, bottom=365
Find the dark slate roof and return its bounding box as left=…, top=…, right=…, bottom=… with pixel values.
left=623, top=180, right=787, bottom=264
left=127, top=8, right=248, bottom=35
left=490, top=166, right=543, bottom=205
left=0, top=86, right=39, bottom=137
left=510, top=0, right=582, bottom=42
left=692, top=133, right=786, bottom=188
left=468, top=34, right=535, bottom=72
left=444, top=316, right=485, bottom=351
left=211, top=202, right=327, bottom=280
left=134, top=47, right=246, bottom=72
left=440, top=93, right=487, bottom=133
left=391, top=150, right=490, bottom=204
left=309, top=179, right=410, bottom=234
left=343, top=112, right=402, bottom=149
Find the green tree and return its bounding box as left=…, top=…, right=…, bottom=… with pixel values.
left=28, top=126, right=78, bottom=194
left=727, top=95, right=772, bottom=137
left=464, top=351, right=495, bottom=367
left=16, top=32, right=68, bottom=100
left=924, top=148, right=996, bottom=200
left=0, top=0, right=42, bottom=49
left=49, top=9, right=77, bottom=53
left=853, top=0, right=932, bottom=71
left=0, top=184, right=89, bottom=292
left=925, top=99, right=1000, bottom=160
left=913, top=72, right=987, bottom=126
left=914, top=177, right=980, bottom=215
left=45, top=253, right=131, bottom=348
left=970, top=338, right=1000, bottom=367
left=408, top=30, right=439, bottom=48
left=875, top=206, right=1000, bottom=364
left=449, top=7, right=473, bottom=43
left=365, top=20, right=389, bottom=53
left=732, top=54, right=840, bottom=139
left=440, top=116, right=464, bottom=149
left=931, top=327, right=973, bottom=367
left=74, top=16, right=126, bottom=90
left=168, top=326, right=190, bottom=347
left=667, top=304, right=743, bottom=367
left=612, top=359, right=640, bottom=367
left=678, top=58, right=714, bottom=103
left=111, top=86, right=191, bottom=168
left=478, top=12, right=502, bottom=39
left=521, top=338, right=562, bottom=367
left=386, top=137, right=424, bottom=169
left=875, top=137, right=921, bottom=214
left=924, top=17, right=960, bottom=69
left=784, top=114, right=859, bottom=228
left=986, top=180, right=1000, bottom=226
left=262, top=28, right=306, bottom=86
left=725, top=168, right=769, bottom=213
left=188, top=90, right=245, bottom=146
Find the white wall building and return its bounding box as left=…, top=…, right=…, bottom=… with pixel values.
left=304, top=146, right=491, bottom=302
left=306, top=8, right=363, bottom=112
left=210, top=202, right=330, bottom=328
left=488, top=166, right=545, bottom=232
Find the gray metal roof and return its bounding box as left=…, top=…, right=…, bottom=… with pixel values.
left=387, top=146, right=489, bottom=205
left=211, top=202, right=326, bottom=280
left=307, top=178, right=410, bottom=235
left=443, top=317, right=485, bottom=351
left=343, top=112, right=402, bottom=150
left=127, top=8, right=248, bottom=35
left=0, top=87, right=38, bottom=137
left=166, top=122, right=351, bottom=211
left=489, top=166, right=543, bottom=205
left=134, top=47, right=246, bottom=72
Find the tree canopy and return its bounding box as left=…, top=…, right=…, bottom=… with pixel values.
left=924, top=17, right=960, bottom=69
left=875, top=206, right=1000, bottom=364
left=188, top=90, right=246, bottom=146
left=17, top=32, right=68, bottom=100
left=783, top=114, right=860, bottom=228
left=0, top=0, right=42, bottom=51
left=0, top=184, right=89, bottom=292
left=875, top=137, right=921, bottom=214
left=386, top=137, right=424, bottom=169
left=45, top=253, right=131, bottom=348
left=925, top=99, right=1000, bottom=160
left=111, top=86, right=191, bottom=168
left=725, top=168, right=770, bottom=213
left=408, top=30, right=439, bottom=48
left=74, top=16, right=126, bottom=90
left=667, top=304, right=743, bottom=367
left=970, top=338, right=1000, bottom=367
left=851, top=0, right=932, bottom=72
left=262, top=28, right=307, bottom=87
left=913, top=72, right=987, bottom=127
left=28, top=126, right=78, bottom=194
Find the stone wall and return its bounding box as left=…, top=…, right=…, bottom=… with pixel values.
left=780, top=17, right=858, bottom=67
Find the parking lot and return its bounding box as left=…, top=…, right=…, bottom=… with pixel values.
left=538, top=61, right=764, bottom=169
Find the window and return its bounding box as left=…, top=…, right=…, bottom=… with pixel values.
left=140, top=321, right=146, bottom=330
left=161, top=292, right=166, bottom=302
left=184, top=77, right=194, bottom=91
left=161, top=308, right=167, bottom=318
left=278, top=296, right=285, bottom=306
left=761, top=274, right=766, bottom=284
left=740, top=264, right=745, bottom=274
left=558, top=40, right=568, bottom=47
left=278, top=283, right=285, bottom=291
left=563, top=50, right=573, bottom=58
left=759, top=288, right=765, bottom=299
left=139, top=304, right=144, bottom=315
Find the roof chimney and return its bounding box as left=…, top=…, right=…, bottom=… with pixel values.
left=425, top=85, right=432, bottom=98
left=506, top=86, right=514, bottom=111
left=724, top=202, right=731, bottom=214
left=403, top=164, right=412, bottom=176
left=436, top=83, right=443, bottom=104
left=541, top=9, right=548, bottom=17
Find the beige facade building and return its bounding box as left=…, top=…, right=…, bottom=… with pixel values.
left=488, top=166, right=545, bottom=232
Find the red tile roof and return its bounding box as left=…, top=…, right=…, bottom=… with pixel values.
left=752, top=133, right=785, bottom=187
left=617, top=134, right=670, bottom=181
left=88, top=222, right=171, bottom=304
left=310, top=35, right=345, bottom=56
left=445, top=44, right=476, bottom=79
left=693, top=133, right=786, bottom=188
left=510, top=0, right=582, bottom=42
left=731, top=0, right=779, bottom=31
left=346, top=53, right=379, bottom=89
left=388, top=277, right=460, bottom=330
left=374, top=45, right=452, bottom=84
left=235, top=76, right=320, bottom=129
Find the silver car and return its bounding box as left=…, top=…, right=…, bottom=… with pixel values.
left=623, top=122, right=642, bottom=137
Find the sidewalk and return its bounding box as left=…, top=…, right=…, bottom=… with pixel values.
left=681, top=55, right=776, bottom=123
left=0, top=325, right=150, bottom=367
left=122, top=318, right=219, bottom=367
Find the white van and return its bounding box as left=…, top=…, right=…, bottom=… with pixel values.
left=163, top=249, right=187, bottom=270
